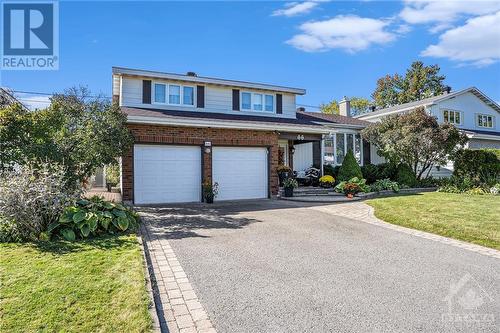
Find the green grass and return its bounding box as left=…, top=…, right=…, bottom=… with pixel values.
left=366, top=192, right=500, bottom=250
left=0, top=235, right=152, bottom=332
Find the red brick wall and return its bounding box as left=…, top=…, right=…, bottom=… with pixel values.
left=122, top=124, right=279, bottom=202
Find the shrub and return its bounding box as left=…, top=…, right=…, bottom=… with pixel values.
left=49, top=196, right=139, bottom=241
left=0, top=163, right=81, bottom=242
left=337, top=150, right=363, bottom=181
left=371, top=179, right=400, bottom=193
left=396, top=163, right=417, bottom=187
left=106, top=164, right=120, bottom=185
left=323, top=164, right=335, bottom=177
left=464, top=187, right=487, bottom=195
left=377, top=163, right=398, bottom=180
left=361, top=164, right=379, bottom=184
left=453, top=149, right=500, bottom=186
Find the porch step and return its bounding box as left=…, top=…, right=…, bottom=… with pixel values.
left=279, top=187, right=341, bottom=197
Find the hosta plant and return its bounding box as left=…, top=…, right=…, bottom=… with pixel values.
left=49, top=196, right=140, bottom=241
left=370, top=179, right=400, bottom=193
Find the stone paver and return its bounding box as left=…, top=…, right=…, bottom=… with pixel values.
left=311, top=201, right=500, bottom=259
left=140, top=222, right=217, bottom=333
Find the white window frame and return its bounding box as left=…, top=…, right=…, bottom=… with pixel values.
left=152, top=81, right=196, bottom=107
left=477, top=113, right=495, bottom=128
left=324, top=133, right=363, bottom=167
left=442, top=109, right=462, bottom=126
left=240, top=91, right=275, bottom=113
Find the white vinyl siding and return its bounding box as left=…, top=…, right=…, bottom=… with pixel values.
left=212, top=147, right=268, bottom=200
left=120, top=77, right=298, bottom=118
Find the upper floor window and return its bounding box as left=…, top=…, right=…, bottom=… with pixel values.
left=443, top=110, right=461, bottom=125
left=241, top=92, right=274, bottom=112
left=477, top=114, right=494, bottom=128
left=153, top=82, right=194, bottom=106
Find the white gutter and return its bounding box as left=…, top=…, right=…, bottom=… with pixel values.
left=357, top=103, right=434, bottom=120
left=127, top=115, right=335, bottom=134
left=466, top=132, right=500, bottom=141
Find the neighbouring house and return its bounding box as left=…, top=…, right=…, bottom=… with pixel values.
left=356, top=87, right=500, bottom=177
left=113, top=67, right=370, bottom=204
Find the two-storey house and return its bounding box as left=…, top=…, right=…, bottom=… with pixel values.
left=113, top=67, right=368, bottom=204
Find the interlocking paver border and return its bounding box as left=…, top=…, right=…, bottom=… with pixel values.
left=312, top=202, right=500, bottom=259
left=140, top=222, right=217, bottom=333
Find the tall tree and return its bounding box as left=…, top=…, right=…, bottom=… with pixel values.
left=371, top=61, right=447, bottom=109
left=320, top=100, right=339, bottom=114
left=361, top=107, right=468, bottom=180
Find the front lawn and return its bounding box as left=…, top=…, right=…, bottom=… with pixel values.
left=366, top=192, right=500, bottom=250
left=0, top=235, right=152, bottom=332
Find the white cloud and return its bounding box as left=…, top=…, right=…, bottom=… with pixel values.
left=421, top=11, right=500, bottom=67
left=15, top=93, right=51, bottom=110
left=400, top=0, right=500, bottom=27
left=272, top=2, right=319, bottom=17
left=286, top=15, right=396, bottom=52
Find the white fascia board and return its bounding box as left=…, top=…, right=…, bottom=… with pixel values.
left=357, top=104, right=433, bottom=120
left=126, top=115, right=331, bottom=134
left=468, top=133, right=500, bottom=140
left=113, top=67, right=306, bottom=95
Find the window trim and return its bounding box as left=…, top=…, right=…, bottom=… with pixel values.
left=324, top=133, right=363, bottom=166
left=240, top=91, right=275, bottom=113
left=442, top=109, right=463, bottom=126
left=152, top=81, right=196, bottom=107
left=476, top=113, right=495, bottom=128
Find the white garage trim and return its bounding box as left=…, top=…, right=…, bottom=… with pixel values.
left=212, top=147, right=269, bottom=201
left=134, top=144, right=202, bottom=204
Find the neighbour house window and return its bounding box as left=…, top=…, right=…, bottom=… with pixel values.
left=325, top=133, right=363, bottom=166
left=443, top=110, right=461, bottom=125
left=241, top=92, right=275, bottom=112
left=153, top=83, right=195, bottom=106
left=183, top=86, right=194, bottom=106
left=477, top=114, right=494, bottom=128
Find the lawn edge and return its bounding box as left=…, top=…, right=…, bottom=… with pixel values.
left=364, top=203, right=500, bottom=259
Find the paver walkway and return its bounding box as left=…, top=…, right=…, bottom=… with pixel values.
left=140, top=212, right=216, bottom=333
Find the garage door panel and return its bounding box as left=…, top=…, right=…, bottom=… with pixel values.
left=213, top=147, right=268, bottom=201
left=134, top=145, right=201, bottom=204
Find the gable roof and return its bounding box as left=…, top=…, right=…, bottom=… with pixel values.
left=113, top=67, right=306, bottom=95
left=356, top=87, right=500, bottom=120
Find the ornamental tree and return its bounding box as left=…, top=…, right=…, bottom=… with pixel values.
left=361, top=107, right=468, bottom=180
left=0, top=87, right=133, bottom=184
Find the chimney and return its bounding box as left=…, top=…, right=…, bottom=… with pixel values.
left=297, top=107, right=306, bottom=112
left=339, top=96, right=351, bottom=117
left=186, top=71, right=197, bottom=77
left=445, top=86, right=451, bottom=94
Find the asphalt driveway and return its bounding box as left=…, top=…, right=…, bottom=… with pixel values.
left=139, top=200, right=500, bottom=333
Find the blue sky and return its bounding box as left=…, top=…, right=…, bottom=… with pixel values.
left=2, top=0, right=500, bottom=110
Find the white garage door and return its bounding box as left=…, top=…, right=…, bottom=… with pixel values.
left=134, top=145, right=201, bottom=204
left=212, top=147, right=268, bottom=201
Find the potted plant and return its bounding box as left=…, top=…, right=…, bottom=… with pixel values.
left=277, top=165, right=292, bottom=187
left=202, top=181, right=219, bottom=203
left=283, top=178, right=298, bottom=197
left=319, top=175, right=335, bottom=188
left=343, top=183, right=361, bottom=198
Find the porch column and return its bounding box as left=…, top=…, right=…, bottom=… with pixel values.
left=320, top=136, right=324, bottom=176
left=288, top=140, right=294, bottom=171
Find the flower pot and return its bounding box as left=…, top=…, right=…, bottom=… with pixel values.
left=284, top=187, right=294, bottom=197
left=205, top=196, right=214, bottom=204
left=347, top=193, right=354, bottom=199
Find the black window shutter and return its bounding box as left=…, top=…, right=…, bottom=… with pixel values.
left=197, top=86, right=205, bottom=108
left=276, top=94, right=283, bottom=114
left=142, top=80, right=151, bottom=104
left=232, top=89, right=240, bottom=111
left=362, top=140, right=371, bottom=165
